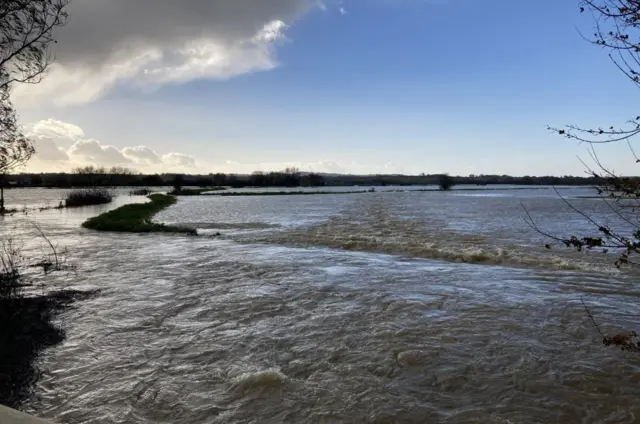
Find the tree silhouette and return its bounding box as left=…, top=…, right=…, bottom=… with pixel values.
left=0, top=90, right=33, bottom=211
left=0, top=0, right=69, bottom=212
left=438, top=174, right=454, bottom=191
left=543, top=0, right=640, bottom=269
left=530, top=0, right=640, bottom=352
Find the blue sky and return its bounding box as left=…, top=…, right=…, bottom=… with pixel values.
left=14, top=0, right=638, bottom=176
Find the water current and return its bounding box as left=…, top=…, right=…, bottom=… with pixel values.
left=2, top=186, right=640, bottom=423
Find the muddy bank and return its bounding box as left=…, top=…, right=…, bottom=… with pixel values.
left=0, top=290, right=97, bottom=409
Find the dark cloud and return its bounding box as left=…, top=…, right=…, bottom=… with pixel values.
left=14, top=0, right=323, bottom=104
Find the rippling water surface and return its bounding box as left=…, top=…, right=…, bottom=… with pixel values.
left=2, top=186, right=640, bottom=424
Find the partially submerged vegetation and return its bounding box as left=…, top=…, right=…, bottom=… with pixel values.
left=438, top=174, right=455, bottom=191
left=65, top=188, right=113, bottom=207
left=209, top=190, right=373, bottom=197
left=169, top=187, right=226, bottom=196
left=82, top=194, right=196, bottom=235
left=0, top=288, right=93, bottom=408
left=129, top=188, right=152, bottom=196
left=0, top=231, right=92, bottom=408
left=205, top=186, right=550, bottom=197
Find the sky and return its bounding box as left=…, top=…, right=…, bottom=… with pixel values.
left=11, top=0, right=640, bottom=176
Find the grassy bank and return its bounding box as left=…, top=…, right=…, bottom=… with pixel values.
left=82, top=194, right=196, bottom=234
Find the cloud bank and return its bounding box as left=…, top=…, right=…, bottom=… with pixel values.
left=12, top=0, right=324, bottom=105
left=28, top=119, right=197, bottom=172
left=25, top=119, right=407, bottom=175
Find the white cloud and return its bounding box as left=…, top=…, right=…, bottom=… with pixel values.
left=12, top=0, right=322, bottom=106
left=204, top=159, right=405, bottom=175
left=24, top=119, right=404, bottom=175
left=162, top=153, right=197, bottom=168
left=68, top=139, right=131, bottom=165
left=122, top=146, right=163, bottom=165
left=31, top=136, right=70, bottom=162
left=27, top=119, right=85, bottom=143
left=25, top=119, right=198, bottom=172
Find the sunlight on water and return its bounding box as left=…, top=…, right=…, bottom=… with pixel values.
left=2, top=187, right=640, bottom=423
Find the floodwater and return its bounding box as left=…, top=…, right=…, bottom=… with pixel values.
left=2, top=186, right=640, bottom=424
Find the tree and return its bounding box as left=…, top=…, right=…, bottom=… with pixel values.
left=108, top=166, right=135, bottom=175
left=212, top=173, right=227, bottom=186
left=72, top=165, right=106, bottom=175
left=438, top=174, right=454, bottom=191
left=531, top=0, right=640, bottom=351
left=71, top=165, right=106, bottom=187
left=0, top=0, right=69, bottom=212
left=0, top=0, right=70, bottom=90
left=0, top=90, right=33, bottom=211
left=544, top=0, right=640, bottom=268
left=172, top=174, right=184, bottom=193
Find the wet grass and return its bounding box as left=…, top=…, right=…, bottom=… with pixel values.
left=82, top=194, right=196, bottom=235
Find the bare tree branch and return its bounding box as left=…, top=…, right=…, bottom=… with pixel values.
left=0, top=0, right=69, bottom=212
left=0, top=0, right=69, bottom=91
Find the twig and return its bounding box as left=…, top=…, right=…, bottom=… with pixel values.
left=581, top=297, right=606, bottom=340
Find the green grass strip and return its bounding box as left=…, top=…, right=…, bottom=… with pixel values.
left=82, top=194, right=196, bottom=235
left=170, top=187, right=227, bottom=196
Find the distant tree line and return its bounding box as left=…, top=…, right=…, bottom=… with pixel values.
left=321, top=173, right=603, bottom=187
left=3, top=167, right=326, bottom=188
left=2, top=169, right=609, bottom=189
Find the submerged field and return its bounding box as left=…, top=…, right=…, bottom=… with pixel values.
left=2, top=185, right=640, bottom=423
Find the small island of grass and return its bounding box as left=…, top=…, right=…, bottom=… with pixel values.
left=82, top=194, right=196, bottom=235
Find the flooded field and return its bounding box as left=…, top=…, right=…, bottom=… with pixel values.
left=2, top=186, right=640, bottom=423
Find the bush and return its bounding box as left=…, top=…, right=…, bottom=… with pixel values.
left=130, top=188, right=151, bottom=196
left=65, top=188, right=113, bottom=207
left=0, top=239, right=23, bottom=301
left=438, top=174, right=455, bottom=191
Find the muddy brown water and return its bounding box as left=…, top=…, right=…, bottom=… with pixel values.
left=2, top=187, right=640, bottom=423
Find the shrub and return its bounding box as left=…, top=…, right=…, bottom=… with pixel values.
left=65, top=188, right=113, bottom=207
left=130, top=188, right=151, bottom=196
left=438, top=174, right=455, bottom=191
left=0, top=236, right=90, bottom=407
left=0, top=239, right=23, bottom=300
